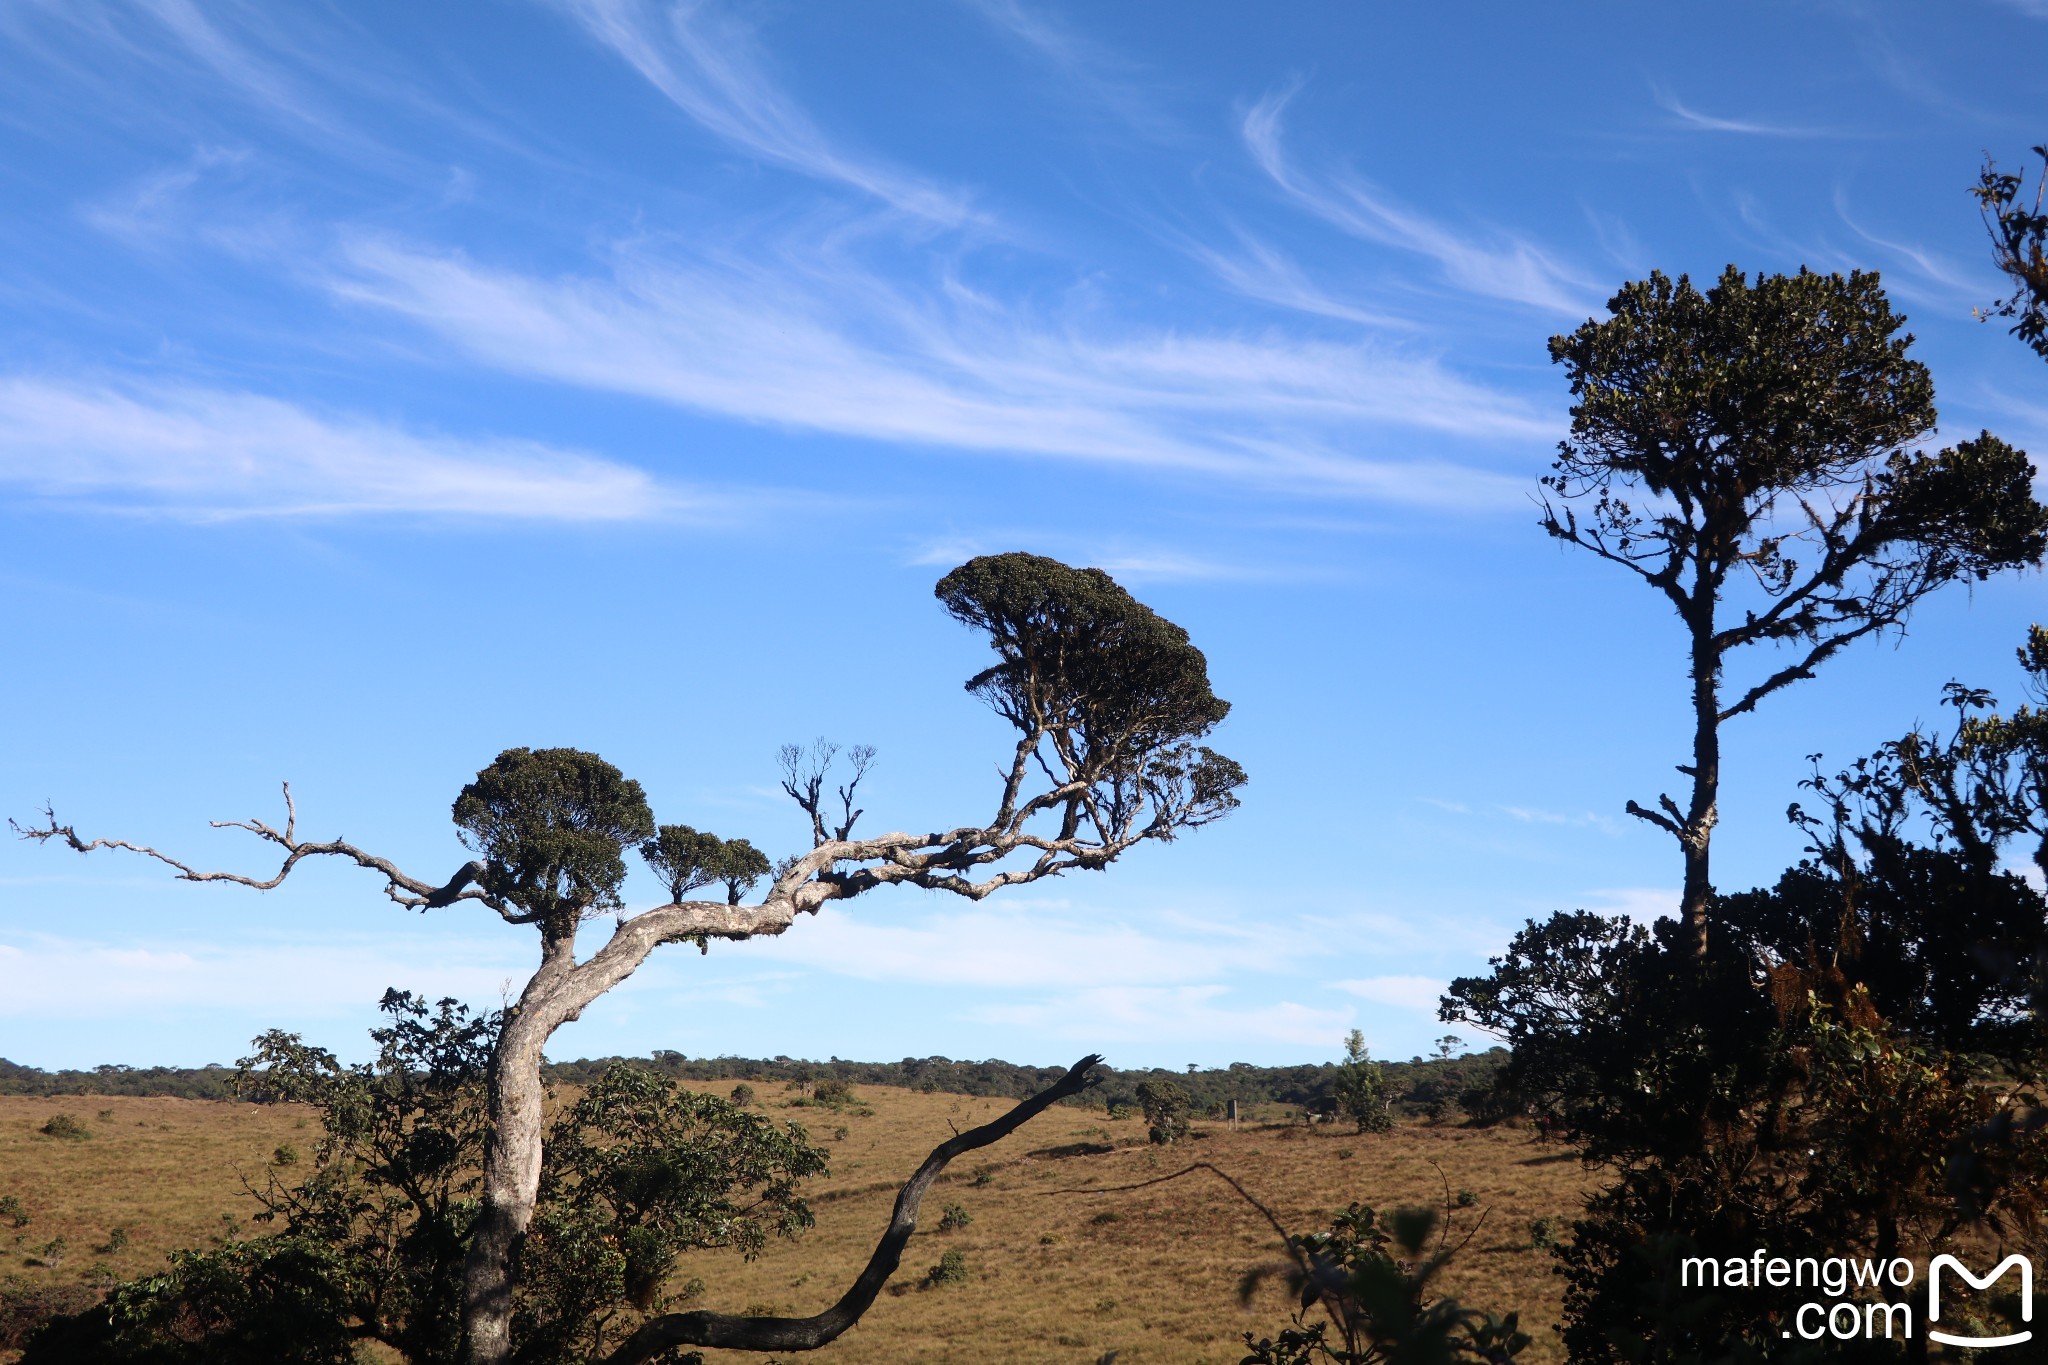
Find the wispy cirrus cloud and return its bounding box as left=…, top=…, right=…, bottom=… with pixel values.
left=0, top=375, right=705, bottom=520
left=1650, top=83, right=1832, bottom=138
left=554, top=0, right=973, bottom=223
left=959, top=0, right=1178, bottom=141
left=1241, top=82, right=1599, bottom=316
left=325, top=233, right=1549, bottom=506
left=1180, top=228, right=1418, bottom=329
left=1332, top=974, right=1444, bottom=1012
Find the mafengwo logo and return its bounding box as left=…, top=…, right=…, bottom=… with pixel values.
left=1928, top=1254, right=2032, bottom=1348
left=1679, top=1250, right=2034, bottom=1344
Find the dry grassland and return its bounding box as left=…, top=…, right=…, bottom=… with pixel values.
left=1, top=1085, right=1597, bottom=1365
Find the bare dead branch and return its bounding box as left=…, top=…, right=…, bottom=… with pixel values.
left=1624, top=798, right=1684, bottom=838
left=11, top=788, right=505, bottom=918
left=601, top=1054, right=1104, bottom=1363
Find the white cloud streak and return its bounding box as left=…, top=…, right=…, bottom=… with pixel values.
left=959, top=0, right=1177, bottom=140
left=1650, top=84, right=1829, bottom=138
left=0, top=376, right=700, bottom=520
left=0, top=934, right=522, bottom=1019
left=327, top=234, right=1548, bottom=506
left=1241, top=83, right=1599, bottom=316
left=1332, top=974, right=1445, bottom=1011
left=554, top=0, right=973, bottom=223
left=1181, top=229, right=1418, bottom=329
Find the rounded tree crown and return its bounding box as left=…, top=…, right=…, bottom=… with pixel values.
left=453, top=747, right=654, bottom=922
left=1548, top=265, right=1937, bottom=500
left=933, top=552, right=1230, bottom=758
left=641, top=824, right=773, bottom=906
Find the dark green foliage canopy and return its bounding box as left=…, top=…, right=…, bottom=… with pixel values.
left=935, top=552, right=1229, bottom=752
left=1545, top=267, right=2046, bottom=621
left=639, top=825, right=771, bottom=906
left=1550, top=266, right=1934, bottom=502
left=934, top=552, right=1244, bottom=841
left=452, top=748, right=654, bottom=923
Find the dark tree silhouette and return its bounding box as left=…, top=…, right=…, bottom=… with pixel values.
left=1975, top=145, right=2048, bottom=362
left=1543, top=265, right=2048, bottom=954
left=16, top=552, right=1244, bottom=1365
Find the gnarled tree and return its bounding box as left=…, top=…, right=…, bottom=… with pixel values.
left=17, top=551, right=1245, bottom=1365
left=1542, top=265, right=2048, bottom=955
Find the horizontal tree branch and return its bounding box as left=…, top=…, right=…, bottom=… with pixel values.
left=10, top=788, right=503, bottom=917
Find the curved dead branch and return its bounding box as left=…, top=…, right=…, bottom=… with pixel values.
left=600, top=1054, right=1103, bottom=1363
left=11, top=787, right=504, bottom=916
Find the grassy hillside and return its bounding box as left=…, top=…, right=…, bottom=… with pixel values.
left=0, top=1085, right=1592, bottom=1364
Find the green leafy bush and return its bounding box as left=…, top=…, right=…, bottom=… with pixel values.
left=23, top=991, right=826, bottom=1365
left=1133, top=1080, right=1191, bottom=1145
left=1331, top=1033, right=1391, bottom=1134
left=921, top=1249, right=968, bottom=1288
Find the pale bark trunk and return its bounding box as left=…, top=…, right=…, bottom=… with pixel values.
left=461, top=934, right=574, bottom=1365
left=459, top=897, right=802, bottom=1364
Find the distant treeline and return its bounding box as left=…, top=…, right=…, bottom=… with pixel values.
left=0, top=1048, right=1508, bottom=1119
left=542, top=1048, right=1507, bottom=1119
left=0, top=1057, right=239, bottom=1100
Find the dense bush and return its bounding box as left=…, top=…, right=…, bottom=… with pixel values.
left=23, top=992, right=826, bottom=1365
left=1134, top=1079, right=1192, bottom=1145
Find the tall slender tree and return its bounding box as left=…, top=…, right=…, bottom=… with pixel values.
left=1543, top=265, right=2047, bottom=955
left=18, top=551, right=1246, bottom=1365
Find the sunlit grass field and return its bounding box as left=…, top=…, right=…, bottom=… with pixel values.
left=0, top=1085, right=1595, bottom=1364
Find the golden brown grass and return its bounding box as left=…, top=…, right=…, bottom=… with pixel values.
left=0, top=1085, right=1596, bottom=1364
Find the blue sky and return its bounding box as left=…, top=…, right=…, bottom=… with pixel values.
left=3, top=0, right=2047, bottom=1071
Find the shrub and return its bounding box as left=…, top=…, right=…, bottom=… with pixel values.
left=1529, top=1217, right=1562, bottom=1251
left=921, top=1249, right=968, bottom=1288
left=38, top=1115, right=88, bottom=1141
left=23, top=992, right=828, bottom=1365
left=1133, top=1080, right=1192, bottom=1145
left=1241, top=1200, right=1529, bottom=1365
left=937, top=1202, right=971, bottom=1232
left=1332, top=1032, right=1392, bottom=1134
left=729, top=1083, right=755, bottom=1107
left=813, top=1077, right=854, bottom=1106
left=0, top=1196, right=28, bottom=1229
